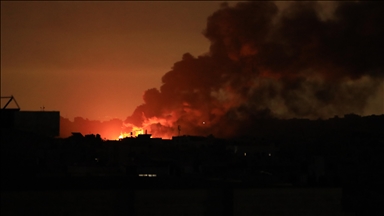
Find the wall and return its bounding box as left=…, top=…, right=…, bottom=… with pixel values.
left=14, top=111, right=60, bottom=137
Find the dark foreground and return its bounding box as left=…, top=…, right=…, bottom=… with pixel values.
left=1, top=176, right=382, bottom=216
left=1, top=114, right=383, bottom=215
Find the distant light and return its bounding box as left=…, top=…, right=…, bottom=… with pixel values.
left=268, top=153, right=271, bottom=156
left=138, top=174, right=156, bottom=177
left=244, top=153, right=246, bottom=156
left=95, top=158, right=99, bottom=161
left=202, top=121, right=206, bottom=124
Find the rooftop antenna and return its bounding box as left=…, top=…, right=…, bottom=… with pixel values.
left=1, top=95, right=20, bottom=110
left=178, top=125, right=181, bottom=136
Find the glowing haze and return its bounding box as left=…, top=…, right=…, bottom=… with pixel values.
left=2, top=1, right=383, bottom=139
left=1, top=1, right=220, bottom=120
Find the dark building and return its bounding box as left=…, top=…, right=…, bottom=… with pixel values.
left=0, top=109, right=20, bottom=129
left=13, top=111, right=60, bottom=137
left=1, top=105, right=60, bottom=137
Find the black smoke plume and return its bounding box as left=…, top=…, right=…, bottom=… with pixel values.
left=125, top=1, right=384, bottom=138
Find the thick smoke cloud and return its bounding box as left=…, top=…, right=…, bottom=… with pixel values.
left=125, top=1, right=384, bottom=138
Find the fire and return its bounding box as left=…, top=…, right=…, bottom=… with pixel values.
left=132, top=127, right=144, bottom=136
left=118, top=116, right=178, bottom=140
left=116, top=126, right=145, bottom=140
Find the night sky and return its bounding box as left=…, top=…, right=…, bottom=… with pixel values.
left=1, top=1, right=227, bottom=120
left=2, top=1, right=383, bottom=139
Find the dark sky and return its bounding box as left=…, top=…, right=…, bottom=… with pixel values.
left=1, top=1, right=230, bottom=120
left=1, top=1, right=383, bottom=124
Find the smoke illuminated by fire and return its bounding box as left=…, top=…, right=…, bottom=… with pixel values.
left=62, top=2, right=384, bottom=140
left=120, top=1, right=383, bottom=138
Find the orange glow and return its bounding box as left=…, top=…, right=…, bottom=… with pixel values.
left=117, top=127, right=144, bottom=140
left=116, top=114, right=181, bottom=140
left=132, top=127, right=144, bottom=136
left=118, top=134, right=124, bottom=140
